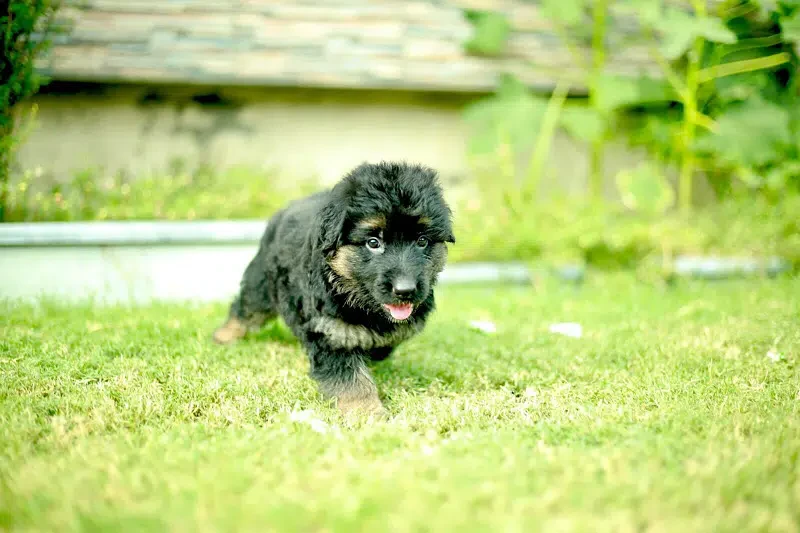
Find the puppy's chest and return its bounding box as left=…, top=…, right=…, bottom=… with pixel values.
left=309, top=316, right=423, bottom=351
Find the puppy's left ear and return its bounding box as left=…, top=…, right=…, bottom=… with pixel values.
left=316, top=199, right=347, bottom=256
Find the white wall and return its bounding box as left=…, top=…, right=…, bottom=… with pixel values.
left=15, top=84, right=651, bottom=201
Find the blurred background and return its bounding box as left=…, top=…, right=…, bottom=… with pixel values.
left=2, top=0, right=799, bottom=291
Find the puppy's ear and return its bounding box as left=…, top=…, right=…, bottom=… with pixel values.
left=446, top=233, right=455, bottom=244
left=316, top=199, right=347, bottom=255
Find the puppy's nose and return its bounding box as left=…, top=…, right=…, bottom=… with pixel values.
left=392, top=276, right=417, bottom=297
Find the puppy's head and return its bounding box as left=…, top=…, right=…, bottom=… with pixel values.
left=317, top=162, right=455, bottom=322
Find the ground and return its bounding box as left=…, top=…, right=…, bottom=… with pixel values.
left=1, top=275, right=798, bottom=532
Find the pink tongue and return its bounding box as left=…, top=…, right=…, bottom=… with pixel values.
left=385, top=303, right=413, bottom=320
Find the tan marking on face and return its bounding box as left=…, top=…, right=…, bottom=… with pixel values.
left=430, top=242, right=448, bottom=274
left=356, top=216, right=386, bottom=232
left=328, top=245, right=358, bottom=279
left=418, top=215, right=432, bottom=226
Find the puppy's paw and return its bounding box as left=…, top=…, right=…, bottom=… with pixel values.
left=338, top=393, right=387, bottom=422
left=212, top=318, right=247, bottom=345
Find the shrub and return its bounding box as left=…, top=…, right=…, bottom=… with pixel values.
left=1, top=0, right=59, bottom=221
left=463, top=0, right=800, bottom=212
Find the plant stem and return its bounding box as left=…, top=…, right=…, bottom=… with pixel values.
left=497, top=126, right=520, bottom=216
left=679, top=0, right=707, bottom=215
left=588, top=0, right=608, bottom=201
left=697, top=52, right=791, bottom=84
left=525, top=80, right=570, bottom=202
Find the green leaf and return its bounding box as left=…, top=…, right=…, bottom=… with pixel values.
left=656, top=9, right=737, bottom=59
left=463, top=76, right=548, bottom=156
left=465, top=11, right=511, bottom=56
left=541, top=0, right=586, bottom=26
left=593, top=74, right=676, bottom=112
left=560, top=106, right=606, bottom=143
left=615, top=162, right=675, bottom=215
left=495, top=74, right=530, bottom=100
left=616, top=0, right=661, bottom=26
left=780, top=9, right=800, bottom=42
left=696, top=98, right=792, bottom=168
left=695, top=17, right=739, bottom=43
left=765, top=161, right=800, bottom=192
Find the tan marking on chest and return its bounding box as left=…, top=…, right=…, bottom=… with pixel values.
left=310, top=316, right=423, bottom=350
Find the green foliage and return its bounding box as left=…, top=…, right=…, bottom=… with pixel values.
left=592, top=74, right=676, bottom=113
left=782, top=10, right=800, bottom=41
left=464, top=10, right=511, bottom=56
left=696, top=96, right=792, bottom=168
left=559, top=105, right=605, bottom=143
left=3, top=0, right=798, bottom=276
left=541, top=0, right=587, bottom=27
left=614, top=162, right=675, bottom=216
left=462, top=0, right=800, bottom=216
left=463, top=76, right=548, bottom=159
left=450, top=193, right=800, bottom=271
left=0, top=0, right=59, bottom=221
left=643, top=1, right=799, bottom=197
left=463, top=77, right=571, bottom=217
left=3, top=165, right=319, bottom=222
left=6, top=162, right=799, bottom=272
left=655, top=8, right=737, bottom=60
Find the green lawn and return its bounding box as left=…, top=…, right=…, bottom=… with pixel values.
left=1, top=276, right=799, bottom=532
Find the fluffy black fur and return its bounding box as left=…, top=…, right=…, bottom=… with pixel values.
left=213, top=161, right=455, bottom=416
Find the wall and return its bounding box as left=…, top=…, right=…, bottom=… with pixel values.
left=15, top=0, right=730, bottom=201
left=43, top=0, right=660, bottom=94
left=16, top=83, right=650, bottom=199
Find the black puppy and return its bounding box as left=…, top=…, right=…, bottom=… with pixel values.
left=213, top=162, right=455, bottom=417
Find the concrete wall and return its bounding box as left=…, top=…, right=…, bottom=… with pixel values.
left=16, top=84, right=470, bottom=187
left=16, top=83, right=650, bottom=200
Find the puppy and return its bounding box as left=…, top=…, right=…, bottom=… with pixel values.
left=213, top=162, right=455, bottom=417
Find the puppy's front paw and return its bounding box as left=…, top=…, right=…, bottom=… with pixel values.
left=212, top=318, right=247, bottom=345
left=338, top=393, right=387, bottom=421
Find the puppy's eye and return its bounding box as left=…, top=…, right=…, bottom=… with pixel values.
left=366, top=237, right=382, bottom=250
left=416, top=236, right=429, bottom=248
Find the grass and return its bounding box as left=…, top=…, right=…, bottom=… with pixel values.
left=1, top=275, right=799, bottom=532
left=3, top=165, right=318, bottom=223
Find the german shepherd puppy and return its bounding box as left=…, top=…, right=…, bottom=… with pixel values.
left=213, top=162, right=455, bottom=417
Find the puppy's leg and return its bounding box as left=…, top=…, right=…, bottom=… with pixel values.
left=213, top=250, right=275, bottom=345
left=368, top=346, right=394, bottom=362
left=308, top=344, right=385, bottom=418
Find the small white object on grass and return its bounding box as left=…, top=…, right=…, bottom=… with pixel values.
left=289, top=409, right=331, bottom=434
left=548, top=322, right=583, bottom=338
left=469, top=320, right=497, bottom=334
left=766, top=350, right=782, bottom=362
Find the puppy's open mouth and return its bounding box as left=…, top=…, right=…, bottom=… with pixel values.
left=383, top=303, right=413, bottom=321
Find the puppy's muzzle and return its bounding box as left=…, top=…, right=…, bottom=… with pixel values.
left=391, top=276, right=417, bottom=298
